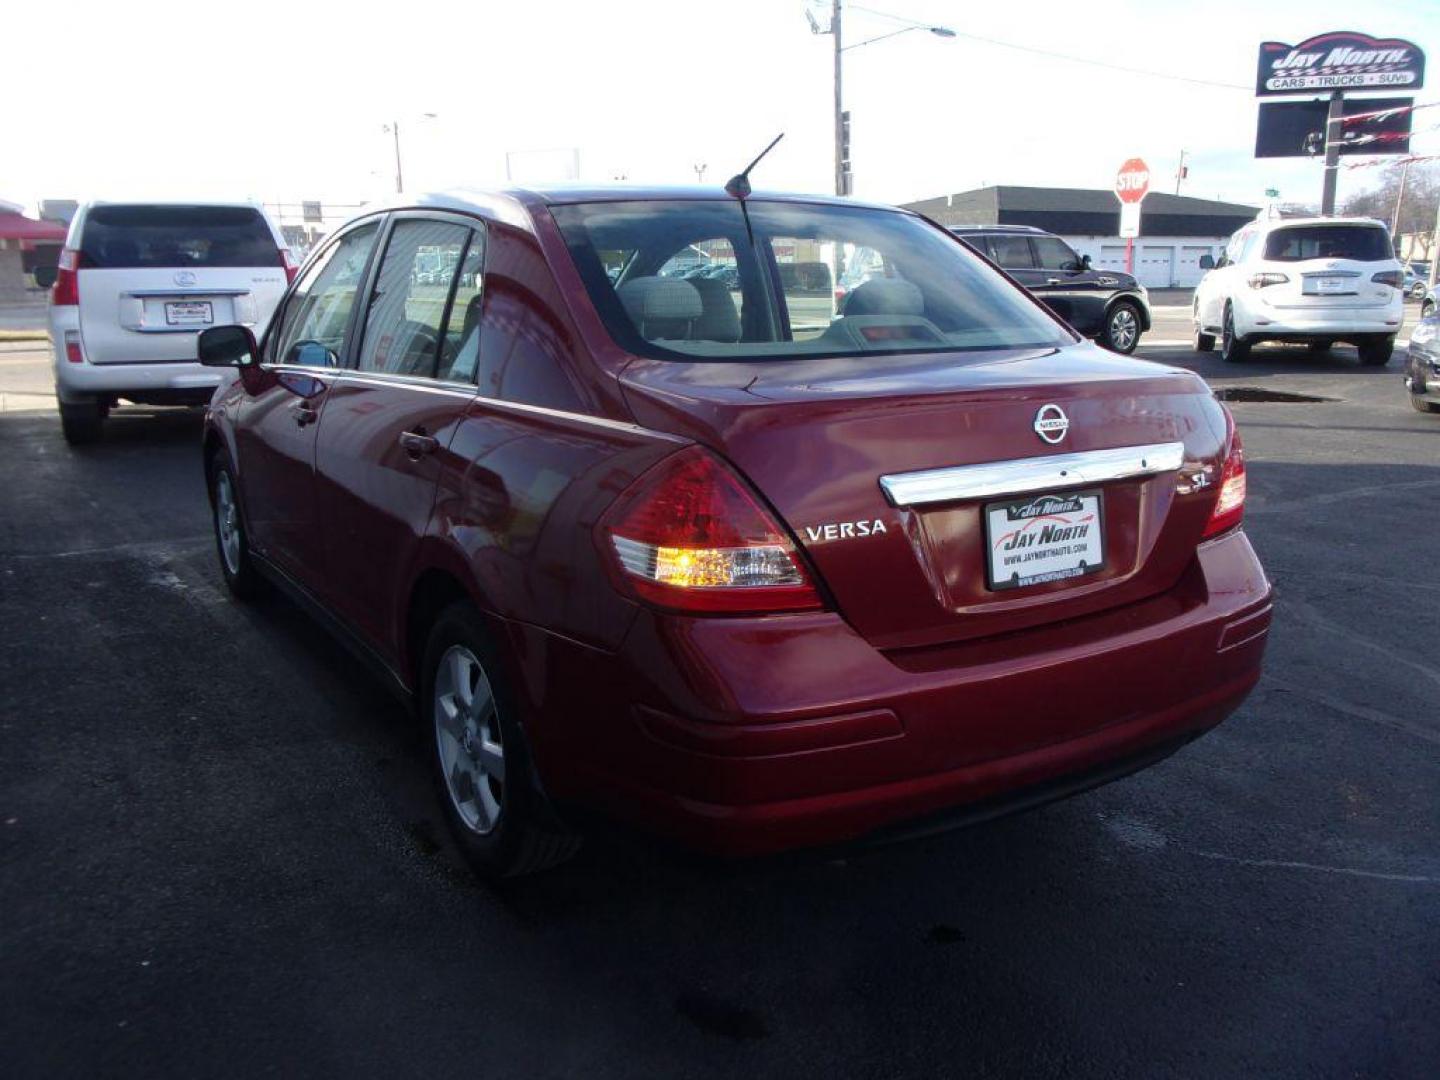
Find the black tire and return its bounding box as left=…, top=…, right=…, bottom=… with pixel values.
left=1100, top=300, right=1142, bottom=354
left=207, top=454, right=262, bottom=599
left=421, top=601, right=580, bottom=879
left=59, top=401, right=103, bottom=446
left=1423, top=300, right=1436, bottom=320
left=1359, top=337, right=1394, bottom=367
left=1195, top=328, right=1216, bottom=352
left=1220, top=304, right=1251, bottom=363
left=1409, top=392, right=1440, bottom=414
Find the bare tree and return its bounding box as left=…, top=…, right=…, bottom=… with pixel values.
left=1343, top=162, right=1440, bottom=261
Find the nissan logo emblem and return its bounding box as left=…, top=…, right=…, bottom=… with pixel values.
left=174, top=270, right=197, bottom=287
left=1033, top=404, right=1070, bottom=445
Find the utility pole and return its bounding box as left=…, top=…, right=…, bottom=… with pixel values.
left=392, top=120, right=403, bottom=194
left=833, top=0, right=845, bottom=196
left=693, top=164, right=707, bottom=183
left=1391, top=158, right=1411, bottom=240
left=1320, top=91, right=1344, bottom=216
left=1174, top=149, right=1187, bottom=195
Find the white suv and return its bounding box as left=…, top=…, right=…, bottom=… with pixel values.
left=1193, top=216, right=1403, bottom=366
left=44, top=201, right=295, bottom=444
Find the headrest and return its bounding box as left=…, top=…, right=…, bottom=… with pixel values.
left=618, top=277, right=703, bottom=328
left=842, top=278, right=924, bottom=317
left=687, top=276, right=742, bottom=342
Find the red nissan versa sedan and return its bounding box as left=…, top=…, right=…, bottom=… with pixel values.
left=197, top=186, right=1271, bottom=878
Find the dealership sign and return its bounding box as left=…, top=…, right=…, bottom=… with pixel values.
left=1256, top=31, right=1425, bottom=96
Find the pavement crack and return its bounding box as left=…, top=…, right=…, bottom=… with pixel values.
left=1102, top=813, right=1440, bottom=886
left=1260, top=675, right=1440, bottom=748
left=1188, top=849, right=1440, bottom=885
left=1280, top=596, right=1440, bottom=694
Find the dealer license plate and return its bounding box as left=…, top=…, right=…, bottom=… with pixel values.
left=986, top=489, right=1105, bottom=591
left=1314, top=277, right=1349, bottom=294
left=165, top=301, right=213, bottom=326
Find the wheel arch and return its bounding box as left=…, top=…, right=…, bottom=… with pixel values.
left=400, top=547, right=500, bottom=695
left=1108, top=293, right=1151, bottom=332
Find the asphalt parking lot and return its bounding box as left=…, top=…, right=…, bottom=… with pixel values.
left=2, top=321, right=1438, bottom=1077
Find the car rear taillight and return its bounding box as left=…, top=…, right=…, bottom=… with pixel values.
left=280, top=248, right=300, bottom=284
left=1203, top=416, right=1246, bottom=539
left=1247, top=272, right=1288, bottom=289
left=1371, top=270, right=1403, bottom=289
left=51, top=248, right=84, bottom=306
left=599, top=446, right=823, bottom=614
left=63, top=330, right=85, bottom=364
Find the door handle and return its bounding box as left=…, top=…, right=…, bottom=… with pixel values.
left=399, top=429, right=439, bottom=458
left=293, top=403, right=319, bottom=427
left=1047, top=278, right=1062, bottom=285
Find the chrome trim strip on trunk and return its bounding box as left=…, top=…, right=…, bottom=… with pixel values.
left=879, top=441, right=1187, bottom=507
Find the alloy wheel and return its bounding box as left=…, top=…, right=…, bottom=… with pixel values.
left=1108, top=306, right=1138, bottom=352
left=215, top=471, right=242, bottom=576
left=433, top=645, right=505, bottom=835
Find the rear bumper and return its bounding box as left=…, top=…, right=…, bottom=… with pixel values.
left=521, top=528, right=1273, bottom=856
left=51, top=352, right=220, bottom=404
left=1234, top=295, right=1402, bottom=339
left=49, top=307, right=220, bottom=404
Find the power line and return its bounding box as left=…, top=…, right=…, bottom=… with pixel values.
left=846, top=4, right=1249, bottom=91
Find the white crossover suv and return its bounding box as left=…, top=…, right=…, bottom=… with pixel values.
left=1193, top=216, right=1403, bottom=366
left=43, top=201, right=295, bottom=444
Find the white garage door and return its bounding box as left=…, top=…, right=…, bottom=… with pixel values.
left=1135, top=246, right=1175, bottom=288
left=1098, top=245, right=1128, bottom=273
left=1176, top=245, right=1213, bottom=287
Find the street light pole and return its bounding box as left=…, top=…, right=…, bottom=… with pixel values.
left=392, top=120, right=403, bottom=194
left=385, top=113, right=436, bottom=196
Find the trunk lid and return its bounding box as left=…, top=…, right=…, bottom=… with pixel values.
left=78, top=266, right=287, bottom=365
left=1258, top=221, right=1398, bottom=314
left=620, top=343, right=1230, bottom=651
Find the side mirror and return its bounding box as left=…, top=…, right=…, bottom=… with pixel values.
left=198, top=325, right=259, bottom=368
left=1198, top=254, right=1216, bottom=270
left=32, top=265, right=58, bottom=289
left=1079, top=254, right=1092, bottom=271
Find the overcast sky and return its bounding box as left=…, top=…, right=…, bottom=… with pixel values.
left=3, top=0, right=1436, bottom=215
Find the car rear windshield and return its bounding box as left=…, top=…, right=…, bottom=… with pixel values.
left=1264, top=225, right=1391, bottom=263
left=81, top=205, right=279, bottom=269
left=551, top=199, right=1072, bottom=361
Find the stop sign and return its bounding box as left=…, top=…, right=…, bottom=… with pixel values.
left=1115, top=158, right=1151, bottom=204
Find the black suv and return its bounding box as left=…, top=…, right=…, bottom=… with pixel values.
left=951, top=225, right=1151, bottom=354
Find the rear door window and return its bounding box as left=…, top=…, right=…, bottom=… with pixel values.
left=1264, top=226, right=1391, bottom=262
left=81, top=205, right=279, bottom=268
left=436, top=231, right=488, bottom=383
left=357, top=219, right=471, bottom=378
left=988, top=235, right=1036, bottom=270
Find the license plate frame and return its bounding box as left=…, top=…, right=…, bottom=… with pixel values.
left=164, top=300, right=214, bottom=326
left=985, top=487, right=1106, bottom=592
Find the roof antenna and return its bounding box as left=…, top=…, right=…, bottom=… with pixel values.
left=725, top=133, right=784, bottom=199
